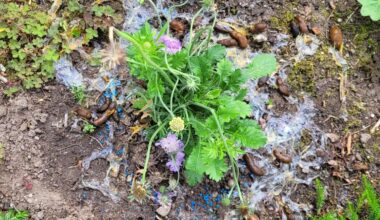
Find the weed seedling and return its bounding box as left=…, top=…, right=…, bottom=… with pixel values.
left=315, top=178, right=326, bottom=214
left=71, top=86, right=86, bottom=105
left=83, top=121, right=95, bottom=134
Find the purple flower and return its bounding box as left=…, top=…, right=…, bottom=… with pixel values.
left=166, top=151, right=185, bottom=172
left=156, top=133, right=185, bottom=172
left=159, top=35, right=182, bottom=54
left=155, top=133, right=184, bottom=154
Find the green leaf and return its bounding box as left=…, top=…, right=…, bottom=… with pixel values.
left=206, top=45, right=226, bottom=63
left=247, top=53, right=277, bottom=79
left=84, top=28, right=98, bottom=44
left=185, top=146, right=205, bottom=185
left=205, top=89, right=222, bottom=99
left=185, top=170, right=204, bottom=186
left=358, top=0, right=380, bottom=21
left=203, top=157, right=228, bottom=181
left=217, top=96, right=251, bottom=123
left=190, top=118, right=213, bottom=137
left=231, top=119, right=266, bottom=148
left=186, top=147, right=204, bottom=171
left=217, top=58, right=233, bottom=78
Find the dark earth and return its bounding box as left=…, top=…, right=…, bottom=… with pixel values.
left=0, top=0, right=379, bottom=219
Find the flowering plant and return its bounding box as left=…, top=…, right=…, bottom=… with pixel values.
left=115, top=1, right=277, bottom=204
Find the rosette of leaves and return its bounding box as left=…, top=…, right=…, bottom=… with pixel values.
left=358, top=0, right=380, bottom=21
left=0, top=3, right=59, bottom=89
left=117, top=23, right=277, bottom=185
left=0, top=1, right=123, bottom=90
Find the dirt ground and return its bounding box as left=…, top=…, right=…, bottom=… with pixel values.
left=1, top=0, right=379, bottom=219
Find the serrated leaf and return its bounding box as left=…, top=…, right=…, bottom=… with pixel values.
left=203, top=157, right=228, bottom=181
left=217, top=96, right=251, bottom=123
left=217, top=59, right=233, bottom=78
left=232, top=119, right=267, bottom=148
left=358, top=0, right=380, bottom=21
left=248, top=53, right=277, bottom=79
left=185, top=146, right=205, bottom=172
left=185, top=170, right=203, bottom=186
left=190, top=118, right=212, bottom=137
left=206, top=45, right=226, bottom=63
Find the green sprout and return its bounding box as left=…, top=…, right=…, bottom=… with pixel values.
left=83, top=121, right=95, bottom=133
left=71, top=86, right=86, bottom=105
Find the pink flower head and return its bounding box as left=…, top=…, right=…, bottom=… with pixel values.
left=156, top=133, right=185, bottom=172
left=159, top=35, right=182, bottom=54
left=155, top=133, right=184, bottom=154
left=166, top=151, right=185, bottom=172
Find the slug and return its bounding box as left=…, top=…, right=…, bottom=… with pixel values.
left=91, top=109, right=115, bottom=126
left=75, top=107, right=92, bottom=119
left=243, top=154, right=265, bottom=176
left=273, top=149, right=292, bottom=163
left=217, top=38, right=238, bottom=47
left=230, top=31, right=248, bottom=49
left=97, top=98, right=111, bottom=113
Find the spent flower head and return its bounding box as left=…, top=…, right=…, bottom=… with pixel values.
left=159, top=35, right=182, bottom=54
left=169, top=117, right=185, bottom=132
left=130, top=179, right=150, bottom=203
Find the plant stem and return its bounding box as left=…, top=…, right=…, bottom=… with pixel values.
left=115, top=29, right=175, bottom=87
left=170, top=77, right=179, bottom=112
left=141, top=122, right=168, bottom=184
left=147, top=0, right=162, bottom=27
left=191, top=102, right=244, bottom=202
left=188, top=7, right=204, bottom=55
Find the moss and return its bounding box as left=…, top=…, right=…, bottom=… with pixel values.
left=299, top=129, right=313, bottom=151
left=347, top=101, right=366, bottom=117
left=270, top=10, right=295, bottom=32
left=344, top=119, right=362, bottom=131
left=288, top=60, right=316, bottom=95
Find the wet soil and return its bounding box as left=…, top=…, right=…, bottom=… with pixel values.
left=1, top=0, right=380, bottom=219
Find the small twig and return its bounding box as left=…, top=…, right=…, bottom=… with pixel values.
left=370, top=118, right=380, bottom=134
left=344, top=7, right=359, bottom=24
left=90, top=135, right=104, bottom=149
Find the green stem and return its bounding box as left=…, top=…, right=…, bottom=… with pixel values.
left=170, top=78, right=179, bottom=112
left=147, top=0, right=162, bottom=27
left=115, top=29, right=175, bottom=87
left=141, top=122, right=168, bottom=184
left=191, top=102, right=244, bottom=202
left=188, top=7, right=204, bottom=55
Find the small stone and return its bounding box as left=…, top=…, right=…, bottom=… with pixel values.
left=326, top=133, right=340, bottom=143
left=360, top=133, right=371, bottom=144
left=13, top=96, right=28, bottom=110
left=253, top=34, right=268, bottom=43
left=337, top=18, right=343, bottom=23
left=0, top=106, right=7, bottom=118
left=156, top=204, right=171, bottom=217
left=36, top=211, right=44, bottom=219
left=227, top=178, right=235, bottom=188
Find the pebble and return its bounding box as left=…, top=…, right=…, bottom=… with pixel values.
left=0, top=106, right=7, bottom=118
left=253, top=34, right=268, bottom=43
left=156, top=204, right=171, bottom=217
left=14, top=97, right=28, bottom=110
left=337, top=18, right=343, bottom=23
left=360, top=133, right=371, bottom=144
left=36, top=211, right=44, bottom=219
